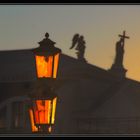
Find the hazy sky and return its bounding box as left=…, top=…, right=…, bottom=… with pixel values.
left=0, top=5, right=140, bottom=81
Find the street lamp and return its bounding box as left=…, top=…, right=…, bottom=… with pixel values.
left=28, top=33, right=61, bottom=133
left=32, top=32, right=61, bottom=79
left=29, top=80, right=57, bottom=133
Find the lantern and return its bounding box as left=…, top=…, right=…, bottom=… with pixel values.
left=29, top=33, right=61, bottom=133
left=28, top=81, right=58, bottom=133
left=32, top=32, right=61, bottom=79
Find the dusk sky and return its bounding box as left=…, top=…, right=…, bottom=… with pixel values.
left=0, top=5, right=140, bottom=81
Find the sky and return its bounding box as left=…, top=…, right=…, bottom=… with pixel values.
left=0, top=5, right=140, bottom=81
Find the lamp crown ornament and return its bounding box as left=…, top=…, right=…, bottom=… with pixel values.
left=32, top=32, right=61, bottom=56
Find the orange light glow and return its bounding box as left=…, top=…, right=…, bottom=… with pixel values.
left=34, top=100, right=51, bottom=124
left=51, top=97, right=57, bottom=124
left=29, top=109, right=38, bottom=132
left=53, top=54, right=60, bottom=78
left=29, top=99, right=57, bottom=132
left=35, top=53, right=60, bottom=78
left=35, top=55, right=53, bottom=78
left=48, top=126, right=52, bottom=133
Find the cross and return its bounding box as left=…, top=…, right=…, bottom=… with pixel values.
left=118, top=30, right=130, bottom=46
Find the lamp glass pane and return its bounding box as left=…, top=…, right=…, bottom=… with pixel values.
left=53, top=53, right=60, bottom=78
left=34, top=100, right=51, bottom=125
left=35, top=55, right=53, bottom=78
left=51, top=97, right=57, bottom=124
left=29, top=109, right=38, bottom=132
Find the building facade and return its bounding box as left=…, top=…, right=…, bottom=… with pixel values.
left=0, top=49, right=140, bottom=135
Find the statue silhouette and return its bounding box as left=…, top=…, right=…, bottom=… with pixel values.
left=70, top=33, right=79, bottom=49
left=109, top=31, right=129, bottom=78
left=76, top=36, right=86, bottom=60
left=114, top=31, right=129, bottom=67
left=70, top=34, right=87, bottom=62
left=114, top=37, right=124, bottom=66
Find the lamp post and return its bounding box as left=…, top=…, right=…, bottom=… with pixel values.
left=28, top=32, right=61, bottom=134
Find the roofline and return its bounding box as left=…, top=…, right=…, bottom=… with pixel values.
left=0, top=48, right=34, bottom=52
left=0, top=49, right=139, bottom=84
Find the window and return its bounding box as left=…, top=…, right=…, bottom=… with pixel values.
left=12, top=101, right=24, bottom=129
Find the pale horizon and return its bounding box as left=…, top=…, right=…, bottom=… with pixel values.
left=0, top=5, right=140, bottom=81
